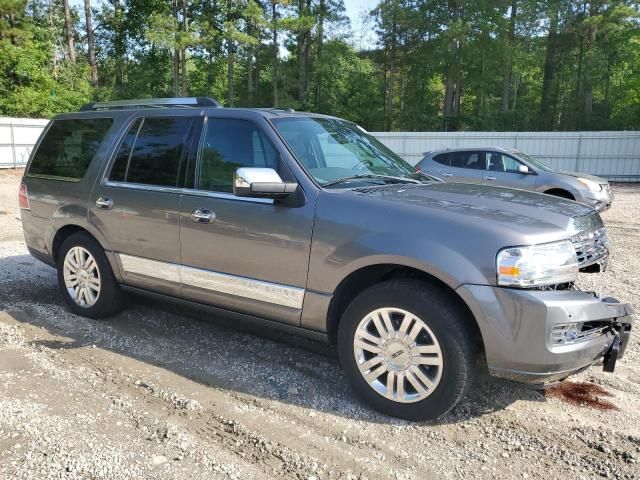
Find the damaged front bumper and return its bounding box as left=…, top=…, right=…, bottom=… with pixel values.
left=456, top=285, right=633, bottom=385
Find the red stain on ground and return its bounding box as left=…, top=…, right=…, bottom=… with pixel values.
left=546, top=381, right=619, bottom=411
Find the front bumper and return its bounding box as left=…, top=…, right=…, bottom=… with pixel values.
left=456, top=285, right=633, bottom=385
left=576, top=186, right=614, bottom=212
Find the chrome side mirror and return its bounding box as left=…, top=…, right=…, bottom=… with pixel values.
left=233, top=168, right=298, bottom=199
left=517, top=165, right=530, bottom=174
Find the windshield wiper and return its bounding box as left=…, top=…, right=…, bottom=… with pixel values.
left=322, top=174, right=421, bottom=188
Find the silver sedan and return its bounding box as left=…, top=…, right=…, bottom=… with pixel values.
left=416, top=147, right=613, bottom=211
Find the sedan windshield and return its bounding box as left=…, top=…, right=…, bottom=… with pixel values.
left=272, top=117, right=426, bottom=187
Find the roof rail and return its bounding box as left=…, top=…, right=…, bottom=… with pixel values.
left=79, top=97, right=221, bottom=111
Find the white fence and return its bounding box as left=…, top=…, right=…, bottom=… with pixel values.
left=1, top=118, right=638, bottom=181
left=373, top=131, right=640, bottom=182
left=0, top=118, right=50, bottom=168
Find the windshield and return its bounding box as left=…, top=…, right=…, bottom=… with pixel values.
left=272, top=117, right=425, bottom=187
left=512, top=150, right=554, bottom=172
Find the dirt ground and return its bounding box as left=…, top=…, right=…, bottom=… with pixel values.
left=1, top=169, right=639, bottom=479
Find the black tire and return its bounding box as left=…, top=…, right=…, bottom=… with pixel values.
left=56, top=232, right=127, bottom=318
left=338, top=279, right=478, bottom=421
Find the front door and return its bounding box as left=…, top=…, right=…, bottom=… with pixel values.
left=483, top=151, right=536, bottom=190
left=90, top=114, right=198, bottom=297
left=178, top=117, right=315, bottom=325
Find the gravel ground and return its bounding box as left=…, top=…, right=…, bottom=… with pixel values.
left=1, top=169, right=639, bottom=479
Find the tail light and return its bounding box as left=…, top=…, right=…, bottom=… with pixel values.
left=415, top=166, right=422, bottom=172
left=18, top=182, right=30, bottom=210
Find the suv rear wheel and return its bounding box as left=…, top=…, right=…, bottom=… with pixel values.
left=338, top=279, right=477, bottom=421
left=57, top=232, right=126, bottom=318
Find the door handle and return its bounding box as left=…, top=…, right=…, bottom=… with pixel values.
left=442, top=172, right=453, bottom=177
left=191, top=208, right=215, bottom=223
left=96, top=197, right=113, bottom=209
left=485, top=176, right=496, bottom=181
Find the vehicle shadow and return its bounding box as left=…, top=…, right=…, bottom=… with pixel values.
left=0, top=253, right=544, bottom=425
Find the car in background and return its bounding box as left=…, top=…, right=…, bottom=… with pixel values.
left=416, top=147, right=613, bottom=211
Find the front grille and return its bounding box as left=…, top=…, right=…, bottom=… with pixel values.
left=570, top=213, right=609, bottom=268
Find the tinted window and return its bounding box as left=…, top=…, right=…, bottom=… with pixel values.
left=487, top=152, right=524, bottom=173
left=29, top=118, right=113, bottom=180
left=110, top=117, right=192, bottom=187
left=433, top=153, right=450, bottom=166
left=450, top=151, right=484, bottom=170
left=199, top=119, right=278, bottom=192
left=110, top=118, right=142, bottom=182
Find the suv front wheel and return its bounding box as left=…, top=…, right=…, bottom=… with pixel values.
left=338, top=279, right=477, bottom=421
left=57, top=232, right=126, bottom=318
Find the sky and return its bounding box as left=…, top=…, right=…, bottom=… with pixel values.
left=344, top=0, right=379, bottom=50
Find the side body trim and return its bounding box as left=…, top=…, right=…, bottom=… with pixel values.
left=118, top=253, right=305, bottom=309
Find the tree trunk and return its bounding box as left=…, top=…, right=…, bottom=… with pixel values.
left=385, top=1, right=397, bottom=131
left=63, top=0, right=76, bottom=63
left=181, top=0, right=189, bottom=96
left=511, top=73, right=519, bottom=110
left=271, top=1, right=278, bottom=107
left=539, top=0, right=559, bottom=126
left=84, top=0, right=97, bottom=86
left=443, top=1, right=462, bottom=123
left=501, top=0, right=517, bottom=112
left=246, top=18, right=254, bottom=106
left=114, top=0, right=125, bottom=88
left=207, top=50, right=214, bottom=93
left=226, top=0, right=234, bottom=106
left=296, top=0, right=311, bottom=104
left=315, top=0, right=325, bottom=110
left=582, top=3, right=598, bottom=117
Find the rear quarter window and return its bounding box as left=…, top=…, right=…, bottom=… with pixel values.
left=433, top=153, right=451, bottom=166
left=28, top=118, right=113, bottom=180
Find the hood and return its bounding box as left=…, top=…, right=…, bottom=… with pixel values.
left=349, top=182, right=594, bottom=239
left=557, top=170, right=607, bottom=184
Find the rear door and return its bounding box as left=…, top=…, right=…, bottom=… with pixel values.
left=178, top=115, right=315, bottom=326
left=483, top=151, right=536, bottom=190
left=89, top=114, right=200, bottom=297
left=446, top=151, right=485, bottom=184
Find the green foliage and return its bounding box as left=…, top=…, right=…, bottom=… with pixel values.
left=0, top=0, right=638, bottom=132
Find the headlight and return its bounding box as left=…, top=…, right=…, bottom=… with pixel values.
left=496, top=240, right=578, bottom=287
left=577, top=177, right=602, bottom=192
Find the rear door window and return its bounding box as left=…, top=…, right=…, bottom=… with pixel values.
left=109, top=117, right=193, bottom=187
left=29, top=118, right=113, bottom=180
left=450, top=151, right=485, bottom=170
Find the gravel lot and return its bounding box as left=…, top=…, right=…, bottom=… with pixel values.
left=1, top=169, right=639, bottom=479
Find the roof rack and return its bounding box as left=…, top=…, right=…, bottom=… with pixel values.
left=79, top=97, right=221, bottom=111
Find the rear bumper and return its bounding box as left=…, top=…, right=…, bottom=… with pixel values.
left=21, top=210, right=56, bottom=267
left=456, top=285, right=633, bottom=385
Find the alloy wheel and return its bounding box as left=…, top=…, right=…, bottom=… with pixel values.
left=63, top=246, right=101, bottom=308
left=353, top=307, right=443, bottom=403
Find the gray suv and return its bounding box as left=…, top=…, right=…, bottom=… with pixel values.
left=417, top=147, right=613, bottom=211
left=20, top=98, right=632, bottom=421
